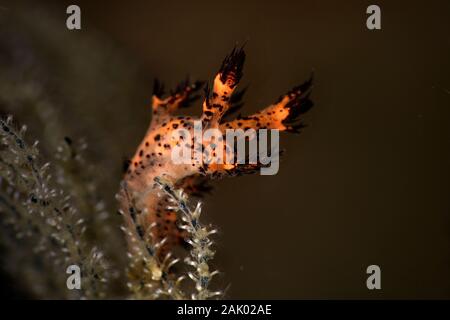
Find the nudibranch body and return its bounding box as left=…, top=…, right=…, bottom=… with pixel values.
left=120, top=47, right=313, bottom=254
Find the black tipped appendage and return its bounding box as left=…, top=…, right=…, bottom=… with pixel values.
left=177, top=78, right=205, bottom=108
left=174, top=76, right=204, bottom=94
left=203, top=82, right=211, bottom=100
left=283, top=93, right=314, bottom=127
left=152, top=78, right=165, bottom=98
left=219, top=46, right=246, bottom=86
left=289, top=73, right=313, bottom=96
left=282, top=74, right=314, bottom=130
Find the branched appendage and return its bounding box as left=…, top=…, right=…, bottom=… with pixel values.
left=0, top=116, right=109, bottom=299
left=151, top=78, right=204, bottom=129
left=119, top=46, right=313, bottom=299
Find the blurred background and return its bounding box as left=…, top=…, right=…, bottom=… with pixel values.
left=0, top=0, right=449, bottom=298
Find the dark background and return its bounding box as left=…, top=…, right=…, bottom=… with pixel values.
left=0, top=0, right=449, bottom=298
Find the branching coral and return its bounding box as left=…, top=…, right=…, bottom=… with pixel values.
left=0, top=116, right=110, bottom=299
left=154, top=176, right=221, bottom=300
left=116, top=176, right=221, bottom=299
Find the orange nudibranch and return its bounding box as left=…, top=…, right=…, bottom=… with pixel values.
left=119, top=47, right=313, bottom=255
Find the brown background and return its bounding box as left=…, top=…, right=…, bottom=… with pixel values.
left=1, top=0, right=450, bottom=298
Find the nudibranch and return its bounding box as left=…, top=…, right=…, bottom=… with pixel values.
left=119, top=46, right=313, bottom=261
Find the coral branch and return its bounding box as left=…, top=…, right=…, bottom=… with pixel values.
left=116, top=181, right=186, bottom=299
left=154, top=176, right=222, bottom=300
left=0, top=116, right=109, bottom=299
